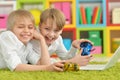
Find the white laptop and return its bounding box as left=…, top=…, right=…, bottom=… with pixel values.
left=80, top=46, right=120, bottom=70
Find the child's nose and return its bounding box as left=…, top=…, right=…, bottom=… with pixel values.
left=24, top=27, right=29, bottom=32
left=49, top=31, right=55, bottom=36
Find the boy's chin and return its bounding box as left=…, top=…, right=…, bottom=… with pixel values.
left=47, top=43, right=51, bottom=46
left=46, top=42, right=53, bottom=46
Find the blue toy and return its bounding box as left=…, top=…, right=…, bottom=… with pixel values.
left=80, top=42, right=93, bottom=56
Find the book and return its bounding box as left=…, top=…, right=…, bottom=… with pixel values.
left=112, top=8, right=120, bottom=24
left=0, top=15, right=8, bottom=29
left=79, top=8, right=83, bottom=24
left=86, top=7, right=92, bottom=24
left=62, top=2, right=71, bottom=24
left=92, top=6, right=99, bottom=24
left=54, top=2, right=62, bottom=11
left=96, top=7, right=102, bottom=24
left=80, top=6, right=87, bottom=24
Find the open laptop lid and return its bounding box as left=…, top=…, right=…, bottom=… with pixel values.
left=104, top=46, right=120, bottom=69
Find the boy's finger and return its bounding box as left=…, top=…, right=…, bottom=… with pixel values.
left=79, top=48, right=83, bottom=54
left=55, top=66, right=63, bottom=72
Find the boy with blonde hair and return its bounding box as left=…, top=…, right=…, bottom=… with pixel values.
left=31, top=8, right=93, bottom=66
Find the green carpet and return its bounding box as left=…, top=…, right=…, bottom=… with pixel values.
left=0, top=62, right=120, bottom=80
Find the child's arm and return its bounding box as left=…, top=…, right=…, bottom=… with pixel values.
left=14, top=61, right=64, bottom=72
left=64, top=49, right=93, bottom=66
left=33, top=30, right=50, bottom=65
left=54, top=36, right=77, bottom=59
left=59, top=39, right=93, bottom=59
left=64, top=39, right=93, bottom=66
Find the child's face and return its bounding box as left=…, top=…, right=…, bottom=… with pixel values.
left=12, top=18, right=35, bottom=45
left=39, top=19, right=63, bottom=46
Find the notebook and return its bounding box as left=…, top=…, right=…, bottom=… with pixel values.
left=80, top=46, right=120, bottom=70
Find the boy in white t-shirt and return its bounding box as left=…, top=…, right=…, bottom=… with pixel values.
left=31, top=8, right=93, bottom=66
left=0, top=9, right=64, bottom=72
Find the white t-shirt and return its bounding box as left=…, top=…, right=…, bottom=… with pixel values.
left=0, top=31, right=40, bottom=71
left=31, top=35, right=77, bottom=60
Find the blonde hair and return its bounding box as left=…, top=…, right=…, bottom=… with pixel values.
left=40, top=8, right=65, bottom=30
left=7, top=9, right=35, bottom=30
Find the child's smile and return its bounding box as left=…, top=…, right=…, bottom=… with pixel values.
left=12, top=19, right=34, bottom=45
left=39, top=21, right=63, bottom=46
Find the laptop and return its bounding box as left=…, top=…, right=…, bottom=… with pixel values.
left=80, top=46, right=120, bottom=70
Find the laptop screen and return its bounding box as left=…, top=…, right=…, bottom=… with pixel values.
left=105, top=46, right=120, bottom=69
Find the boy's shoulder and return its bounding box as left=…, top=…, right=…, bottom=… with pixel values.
left=54, top=36, right=63, bottom=45
left=0, top=31, right=14, bottom=37
left=0, top=31, right=20, bottom=43
left=57, top=35, right=63, bottom=40
left=55, top=35, right=62, bottom=42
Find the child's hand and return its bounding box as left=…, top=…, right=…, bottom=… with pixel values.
left=33, top=30, right=44, bottom=40
left=72, top=39, right=93, bottom=50
left=46, top=61, right=65, bottom=72
left=70, top=49, right=93, bottom=66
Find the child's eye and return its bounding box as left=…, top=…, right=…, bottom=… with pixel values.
left=28, top=26, right=34, bottom=29
left=54, top=29, right=60, bottom=33
left=55, top=30, right=59, bottom=32
left=45, top=28, right=50, bottom=30
left=18, top=26, right=24, bottom=28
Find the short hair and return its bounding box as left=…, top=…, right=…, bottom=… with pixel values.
left=7, top=9, right=35, bottom=30
left=40, top=8, right=65, bottom=30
